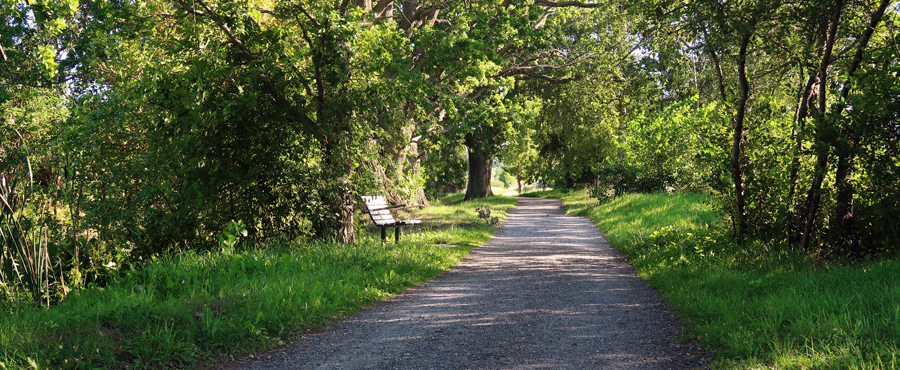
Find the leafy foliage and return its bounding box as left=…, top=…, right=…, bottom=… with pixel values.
left=0, top=194, right=514, bottom=368
left=530, top=188, right=900, bottom=370
left=592, top=96, right=730, bottom=201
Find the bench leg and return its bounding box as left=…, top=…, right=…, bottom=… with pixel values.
left=395, top=226, right=401, bottom=243
left=381, top=228, right=387, bottom=243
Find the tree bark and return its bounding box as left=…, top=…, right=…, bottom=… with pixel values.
left=407, top=133, right=431, bottom=207
left=306, top=14, right=357, bottom=245
left=830, top=0, right=890, bottom=255
left=338, top=186, right=357, bottom=245
left=354, top=0, right=372, bottom=11
left=731, top=31, right=752, bottom=243
left=705, top=37, right=728, bottom=103
left=801, top=0, right=844, bottom=251
left=464, top=148, right=495, bottom=200
left=786, top=72, right=819, bottom=242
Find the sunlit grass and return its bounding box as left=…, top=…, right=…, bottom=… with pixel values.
left=0, top=195, right=516, bottom=369
left=524, top=189, right=900, bottom=370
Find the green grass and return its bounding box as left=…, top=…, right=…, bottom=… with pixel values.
left=523, top=189, right=900, bottom=370
left=0, top=195, right=516, bottom=369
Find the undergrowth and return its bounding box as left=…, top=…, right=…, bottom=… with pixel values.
left=0, top=195, right=516, bottom=369
left=524, top=189, right=900, bottom=370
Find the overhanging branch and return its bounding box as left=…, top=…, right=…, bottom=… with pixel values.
left=535, top=0, right=602, bottom=8
left=175, top=0, right=255, bottom=59
left=514, top=73, right=581, bottom=83
left=493, top=51, right=593, bottom=79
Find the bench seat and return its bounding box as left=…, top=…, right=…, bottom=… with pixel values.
left=362, top=195, right=421, bottom=243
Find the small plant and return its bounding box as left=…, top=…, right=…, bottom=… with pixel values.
left=475, top=207, right=499, bottom=226
left=217, top=220, right=247, bottom=253
left=0, top=152, right=58, bottom=307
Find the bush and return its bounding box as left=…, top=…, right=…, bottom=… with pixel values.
left=589, top=162, right=673, bottom=202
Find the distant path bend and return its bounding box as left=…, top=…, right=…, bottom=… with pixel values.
left=238, top=197, right=706, bottom=369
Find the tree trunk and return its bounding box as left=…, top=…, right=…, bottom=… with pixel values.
left=354, top=0, right=372, bottom=11
left=407, top=133, right=431, bottom=207
left=830, top=0, right=889, bottom=255
left=786, top=73, right=819, bottom=242
left=801, top=0, right=844, bottom=251
left=731, top=31, right=752, bottom=243
left=338, top=188, right=356, bottom=245
left=832, top=153, right=854, bottom=253
left=517, top=176, right=523, bottom=194
left=313, top=157, right=358, bottom=245
left=705, top=37, right=728, bottom=103
left=464, top=149, right=494, bottom=200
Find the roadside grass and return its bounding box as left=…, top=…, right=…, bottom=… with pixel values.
left=0, top=195, right=516, bottom=369
left=523, top=189, right=900, bottom=370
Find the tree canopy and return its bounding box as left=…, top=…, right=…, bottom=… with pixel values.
left=2, top=0, right=899, bottom=304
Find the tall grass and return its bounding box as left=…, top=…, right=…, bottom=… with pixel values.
left=525, top=189, right=900, bottom=369
left=0, top=195, right=516, bottom=369
left=0, top=152, right=54, bottom=307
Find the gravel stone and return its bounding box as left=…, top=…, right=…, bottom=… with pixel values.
left=230, top=197, right=708, bottom=369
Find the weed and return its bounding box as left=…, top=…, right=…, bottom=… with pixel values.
left=474, top=207, right=499, bottom=226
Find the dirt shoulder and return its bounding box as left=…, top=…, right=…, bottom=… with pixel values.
left=227, top=197, right=708, bottom=369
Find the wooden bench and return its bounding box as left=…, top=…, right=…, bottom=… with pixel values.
left=362, top=195, right=422, bottom=243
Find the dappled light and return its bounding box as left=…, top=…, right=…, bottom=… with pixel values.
left=242, top=197, right=702, bottom=369
left=3, top=0, right=897, bottom=367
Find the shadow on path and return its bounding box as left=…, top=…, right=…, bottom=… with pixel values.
left=236, top=197, right=706, bottom=369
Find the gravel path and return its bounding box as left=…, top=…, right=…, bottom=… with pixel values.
left=235, top=197, right=707, bottom=369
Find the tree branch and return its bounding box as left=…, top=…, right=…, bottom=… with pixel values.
left=373, top=0, right=394, bottom=15
left=493, top=52, right=593, bottom=78
left=514, top=73, right=581, bottom=83
left=535, top=0, right=602, bottom=8
left=255, top=7, right=275, bottom=16
left=295, top=3, right=321, bottom=27
left=411, top=2, right=453, bottom=24
left=176, top=0, right=254, bottom=59
left=533, top=8, right=555, bottom=29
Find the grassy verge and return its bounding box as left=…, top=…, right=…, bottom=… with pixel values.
left=523, top=189, right=900, bottom=370
left=0, top=195, right=516, bottom=369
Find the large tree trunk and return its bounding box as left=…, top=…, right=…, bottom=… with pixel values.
left=731, top=32, right=752, bottom=243
left=464, top=149, right=494, bottom=200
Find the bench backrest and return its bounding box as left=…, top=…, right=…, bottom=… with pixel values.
left=362, top=195, right=396, bottom=226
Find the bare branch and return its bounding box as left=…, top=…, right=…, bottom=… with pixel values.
left=493, top=51, right=593, bottom=78
left=514, top=73, right=581, bottom=83
left=533, top=8, right=555, bottom=29
left=255, top=7, right=275, bottom=16
left=295, top=3, right=321, bottom=27
left=176, top=0, right=254, bottom=59
left=748, top=60, right=793, bottom=82
left=534, top=0, right=602, bottom=8
left=410, top=2, right=453, bottom=24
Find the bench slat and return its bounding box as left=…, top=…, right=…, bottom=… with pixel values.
left=362, top=195, right=420, bottom=242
